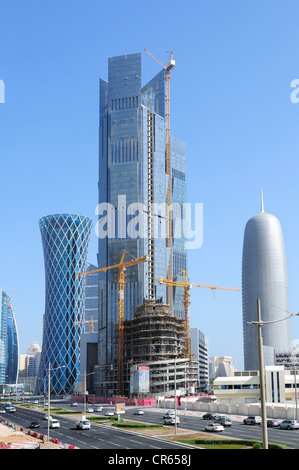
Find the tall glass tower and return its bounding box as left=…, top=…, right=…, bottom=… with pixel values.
left=0, top=290, right=19, bottom=385
left=36, top=214, right=93, bottom=395
left=97, top=52, right=187, bottom=393
left=5, top=295, right=19, bottom=384
left=242, top=194, right=290, bottom=370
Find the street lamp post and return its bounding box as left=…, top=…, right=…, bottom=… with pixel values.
left=47, top=363, right=65, bottom=443
left=174, top=358, right=177, bottom=435
left=83, top=371, right=94, bottom=416
left=291, top=344, right=298, bottom=420
left=256, top=299, right=268, bottom=450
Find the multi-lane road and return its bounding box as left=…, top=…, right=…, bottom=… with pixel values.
left=1, top=399, right=299, bottom=450
left=125, top=407, right=299, bottom=449
left=0, top=401, right=195, bottom=450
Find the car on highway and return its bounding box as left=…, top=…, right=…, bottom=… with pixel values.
left=278, top=420, right=299, bottom=430
left=8, top=407, right=16, bottom=413
left=163, top=410, right=175, bottom=419
left=164, top=416, right=180, bottom=425
left=243, top=416, right=262, bottom=425
left=202, top=412, right=217, bottom=420
left=0, top=410, right=5, bottom=414
left=216, top=416, right=232, bottom=427
left=134, top=409, right=144, bottom=415
left=29, top=421, right=40, bottom=428
left=76, top=419, right=91, bottom=430
left=50, top=419, right=60, bottom=429
left=267, top=419, right=279, bottom=428
left=204, top=422, right=224, bottom=432
left=93, top=406, right=103, bottom=412
left=71, top=402, right=78, bottom=407
left=105, top=410, right=115, bottom=416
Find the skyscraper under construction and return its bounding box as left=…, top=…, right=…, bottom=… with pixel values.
left=96, top=52, right=187, bottom=395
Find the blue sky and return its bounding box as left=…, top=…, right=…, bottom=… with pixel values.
left=1, top=0, right=299, bottom=369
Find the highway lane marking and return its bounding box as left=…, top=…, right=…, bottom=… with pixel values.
left=107, top=441, right=122, bottom=447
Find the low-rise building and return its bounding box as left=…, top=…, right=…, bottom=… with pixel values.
left=213, top=365, right=299, bottom=405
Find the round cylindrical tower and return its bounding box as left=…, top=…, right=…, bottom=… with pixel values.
left=242, top=199, right=290, bottom=370
left=36, top=214, right=93, bottom=395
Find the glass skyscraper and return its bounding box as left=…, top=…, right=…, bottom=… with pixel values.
left=36, top=214, right=93, bottom=395
left=97, top=52, right=187, bottom=391
left=5, top=295, right=19, bottom=384
left=0, top=290, right=19, bottom=385
left=242, top=198, right=290, bottom=370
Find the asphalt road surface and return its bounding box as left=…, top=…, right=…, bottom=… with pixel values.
left=0, top=403, right=194, bottom=450
left=2, top=400, right=299, bottom=449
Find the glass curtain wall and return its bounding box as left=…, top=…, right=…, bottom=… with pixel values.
left=36, top=214, right=93, bottom=395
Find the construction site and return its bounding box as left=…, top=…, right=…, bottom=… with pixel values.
left=76, top=50, right=239, bottom=400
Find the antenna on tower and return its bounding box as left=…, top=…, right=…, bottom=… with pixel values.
left=261, top=188, right=264, bottom=212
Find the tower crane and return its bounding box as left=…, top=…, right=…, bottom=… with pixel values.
left=76, top=250, right=149, bottom=396
left=74, top=317, right=98, bottom=334
left=158, top=270, right=239, bottom=359
left=144, top=48, right=175, bottom=310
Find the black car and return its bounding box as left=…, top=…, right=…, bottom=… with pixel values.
left=29, top=421, right=40, bottom=428
left=202, top=413, right=217, bottom=420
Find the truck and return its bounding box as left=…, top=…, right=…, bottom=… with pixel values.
left=75, top=416, right=91, bottom=430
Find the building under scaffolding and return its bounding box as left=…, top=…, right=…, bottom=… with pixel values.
left=275, top=350, right=299, bottom=369
left=94, top=302, right=199, bottom=397
left=124, top=302, right=185, bottom=362
left=123, top=302, right=199, bottom=397
left=129, top=358, right=199, bottom=397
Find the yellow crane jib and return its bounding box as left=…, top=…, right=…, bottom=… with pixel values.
left=158, top=270, right=239, bottom=359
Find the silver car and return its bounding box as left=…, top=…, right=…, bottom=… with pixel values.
left=278, top=420, right=299, bottom=430
left=243, top=416, right=262, bottom=425
left=204, top=422, right=224, bottom=432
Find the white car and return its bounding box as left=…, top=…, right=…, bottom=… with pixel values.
left=71, top=402, right=78, bottom=407
left=87, top=407, right=94, bottom=413
left=204, top=422, right=224, bottom=432
left=50, top=419, right=60, bottom=429
left=93, top=406, right=103, bottom=412
left=105, top=410, right=115, bottom=416
left=163, top=410, right=175, bottom=419
left=76, top=419, right=91, bottom=430
left=164, top=416, right=180, bottom=425
left=134, top=409, right=144, bottom=415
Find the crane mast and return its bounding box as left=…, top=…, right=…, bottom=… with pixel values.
left=144, top=48, right=175, bottom=310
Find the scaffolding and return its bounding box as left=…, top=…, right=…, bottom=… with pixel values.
left=123, top=303, right=186, bottom=364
